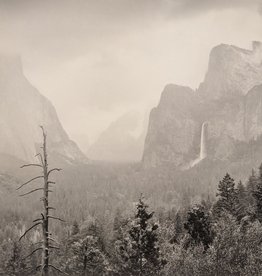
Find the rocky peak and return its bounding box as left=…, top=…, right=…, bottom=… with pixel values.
left=198, top=42, right=262, bottom=100
left=158, top=84, right=196, bottom=112
left=142, top=84, right=199, bottom=167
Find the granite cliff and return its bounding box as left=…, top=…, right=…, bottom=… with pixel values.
left=0, top=54, right=86, bottom=163
left=143, top=42, right=262, bottom=168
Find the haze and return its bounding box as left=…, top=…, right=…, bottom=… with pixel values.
left=0, top=0, right=262, bottom=152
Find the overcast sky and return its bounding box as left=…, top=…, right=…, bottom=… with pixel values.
left=0, top=0, right=262, bottom=150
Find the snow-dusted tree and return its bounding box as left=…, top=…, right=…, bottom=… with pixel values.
left=65, top=222, right=109, bottom=275
left=184, top=205, right=214, bottom=250
left=253, top=163, right=262, bottom=222
left=213, top=173, right=238, bottom=218
left=17, top=126, right=63, bottom=276
left=4, top=241, right=29, bottom=276
left=115, top=195, right=165, bottom=276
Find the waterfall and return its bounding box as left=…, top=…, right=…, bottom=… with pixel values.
left=200, top=121, right=208, bottom=160
left=182, top=121, right=208, bottom=170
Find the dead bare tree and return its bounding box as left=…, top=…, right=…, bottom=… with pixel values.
left=17, top=126, right=64, bottom=276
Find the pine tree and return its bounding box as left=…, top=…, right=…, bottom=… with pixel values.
left=71, top=221, right=80, bottom=236
left=235, top=181, right=247, bottom=221
left=246, top=169, right=257, bottom=215
left=213, top=173, right=238, bottom=218
left=247, top=169, right=257, bottom=193
left=184, top=204, right=213, bottom=250
left=115, top=195, right=165, bottom=275
left=253, top=163, right=262, bottom=222
left=170, top=211, right=183, bottom=244
left=66, top=222, right=108, bottom=275
left=5, top=241, right=29, bottom=276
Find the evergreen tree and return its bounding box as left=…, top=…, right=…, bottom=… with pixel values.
left=247, top=169, right=257, bottom=191
left=246, top=169, right=257, bottom=215
left=113, top=209, right=128, bottom=241
left=64, top=222, right=109, bottom=275
left=253, top=164, right=262, bottom=222
left=201, top=195, right=213, bottom=211
left=235, top=181, right=247, bottom=221
left=115, top=195, right=165, bottom=276
left=5, top=241, right=29, bottom=276
left=170, top=211, right=183, bottom=244
left=71, top=221, right=80, bottom=236
left=213, top=173, right=237, bottom=218
left=184, top=205, right=214, bottom=250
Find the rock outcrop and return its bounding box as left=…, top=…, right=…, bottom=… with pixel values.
left=199, top=41, right=262, bottom=100
left=142, top=84, right=200, bottom=167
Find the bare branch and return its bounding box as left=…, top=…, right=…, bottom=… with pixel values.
left=35, top=264, right=42, bottom=271
left=40, top=125, right=46, bottom=135
left=47, top=237, right=59, bottom=244
left=22, top=247, right=42, bottom=260
left=19, top=222, right=42, bottom=241
left=48, top=216, right=65, bottom=222
left=49, top=265, right=67, bottom=274
left=25, top=264, right=42, bottom=275
left=50, top=245, right=60, bottom=250
left=32, top=241, right=43, bottom=246
left=33, top=217, right=43, bottom=223
left=21, top=163, right=43, bottom=169
left=19, top=188, right=44, bottom=197
left=35, top=153, right=44, bottom=166
left=47, top=207, right=56, bottom=210
left=48, top=181, right=56, bottom=184
left=17, top=176, right=44, bottom=190
left=47, top=168, right=62, bottom=177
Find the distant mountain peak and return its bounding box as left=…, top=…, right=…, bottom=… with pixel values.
left=0, top=54, right=87, bottom=163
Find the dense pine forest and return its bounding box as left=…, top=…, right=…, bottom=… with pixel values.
left=1, top=133, right=262, bottom=275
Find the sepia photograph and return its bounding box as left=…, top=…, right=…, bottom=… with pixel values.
left=0, top=0, right=262, bottom=275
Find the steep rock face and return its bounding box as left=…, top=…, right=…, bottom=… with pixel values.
left=245, top=84, right=262, bottom=141
left=0, top=54, right=86, bottom=163
left=142, top=84, right=200, bottom=167
left=199, top=41, right=262, bottom=100
left=143, top=42, right=262, bottom=168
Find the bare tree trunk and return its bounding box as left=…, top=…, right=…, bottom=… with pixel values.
left=83, top=245, right=88, bottom=276
left=18, top=126, right=63, bottom=275
left=42, top=129, right=49, bottom=276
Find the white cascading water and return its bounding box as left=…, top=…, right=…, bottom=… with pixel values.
left=183, top=121, right=208, bottom=169
left=200, top=121, right=208, bottom=160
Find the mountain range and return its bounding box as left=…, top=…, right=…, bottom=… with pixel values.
left=1, top=41, right=262, bottom=209
left=1, top=41, right=262, bottom=189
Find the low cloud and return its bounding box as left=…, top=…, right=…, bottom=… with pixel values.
left=0, top=0, right=261, bottom=144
